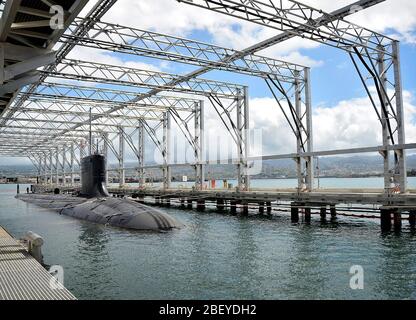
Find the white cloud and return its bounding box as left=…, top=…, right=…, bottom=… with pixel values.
left=248, top=90, right=416, bottom=155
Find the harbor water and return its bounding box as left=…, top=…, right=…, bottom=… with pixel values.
left=1, top=180, right=416, bottom=300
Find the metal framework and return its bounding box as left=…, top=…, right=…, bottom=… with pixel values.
left=178, top=0, right=407, bottom=192
left=59, top=18, right=311, bottom=191
left=0, top=0, right=411, bottom=194
left=0, top=0, right=90, bottom=113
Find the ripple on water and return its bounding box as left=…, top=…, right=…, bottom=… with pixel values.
left=1, top=185, right=415, bottom=299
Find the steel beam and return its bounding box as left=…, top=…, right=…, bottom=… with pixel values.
left=118, top=127, right=125, bottom=187
left=63, top=18, right=305, bottom=83
left=163, top=112, right=171, bottom=189
left=47, top=59, right=243, bottom=99
left=194, top=100, right=205, bottom=190
left=178, top=0, right=389, bottom=57
left=138, top=120, right=145, bottom=188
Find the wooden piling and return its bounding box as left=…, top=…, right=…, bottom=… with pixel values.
left=304, top=207, right=311, bottom=223
left=393, top=211, right=402, bottom=231
left=196, top=199, right=206, bottom=211
left=266, top=202, right=272, bottom=215
left=230, top=201, right=237, bottom=215
left=291, top=203, right=299, bottom=223
left=320, top=207, right=327, bottom=220
left=409, top=210, right=416, bottom=228
left=259, top=202, right=265, bottom=215
left=330, top=205, right=337, bottom=218
left=380, top=208, right=392, bottom=231
left=187, top=199, right=193, bottom=209
left=241, top=202, right=249, bottom=216
left=216, top=199, right=225, bottom=211
left=164, top=198, right=171, bottom=207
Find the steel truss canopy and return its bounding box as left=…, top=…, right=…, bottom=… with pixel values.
left=0, top=0, right=411, bottom=193
left=175, top=0, right=410, bottom=192
left=177, top=0, right=390, bottom=56
left=47, top=58, right=244, bottom=98
left=62, top=17, right=306, bottom=83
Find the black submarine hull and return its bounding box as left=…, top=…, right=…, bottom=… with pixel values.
left=16, top=154, right=183, bottom=231
left=16, top=194, right=182, bottom=231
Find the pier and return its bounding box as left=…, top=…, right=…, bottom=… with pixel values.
left=0, top=226, right=76, bottom=300
left=33, top=183, right=416, bottom=232
left=105, top=187, right=416, bottom=231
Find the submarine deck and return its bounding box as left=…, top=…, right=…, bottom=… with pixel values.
left=0, top=226, right=76, bottom=300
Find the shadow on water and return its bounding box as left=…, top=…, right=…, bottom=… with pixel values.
left=182, top=208, right=261, bottom=299
left=231, top=217, right=259, bottom=299
left=374, top=230, right=416, bottom=299
left=286, top=223, right=329, bottom=299
left=72, top=223, right=120, bottom=299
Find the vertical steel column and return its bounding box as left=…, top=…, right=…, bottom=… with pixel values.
left=138, top=120, right=145, bottom=188
left=118, top=127, right=125, bottom=187
left=236, top=87, right=249, bottom=191
left=43, top=153, right=48, bottom=185
left=102, top=133, right=109, bottom=185
left=70, top=143, right=75, bottom=186
left=38, top=155, right=43, bottom=184
left=243, top=86, right=250, bottom=190
left=49, top=150, right=53, bottom=185
left=195, top=100, right=205, bottom=190
left=163, top=112, right=171, bottom=190
left=378, top=46, right=391, bottom=191
left=294, top=71, right=303, bottom=189
left=79, top=140, right=86, bottom=186
left=62, top=145, right=67, bottom=187
left=304, top=67, right=314, bottom=191
left=392, top=41, right=407, bottom=192
left=55, top=147, right=59, bottom=186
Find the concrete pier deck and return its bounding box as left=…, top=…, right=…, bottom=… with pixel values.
left=0, top=226, right=76, bottom=300
left=108, top=187, right=416, bottom=207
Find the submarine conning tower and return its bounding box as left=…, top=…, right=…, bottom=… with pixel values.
left=80, top=154, right=110, bottom=198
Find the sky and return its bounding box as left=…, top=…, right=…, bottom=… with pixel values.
left=1, top=0, right=416, bottom=166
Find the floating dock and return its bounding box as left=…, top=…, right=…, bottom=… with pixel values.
left=0, top=226, right=76, bottom=300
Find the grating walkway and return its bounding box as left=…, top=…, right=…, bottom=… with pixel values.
left=0, top=226, right=76, bottom=300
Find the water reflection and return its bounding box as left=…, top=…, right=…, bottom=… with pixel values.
left=375, top=232, right=416, bottom=299
left=287, top=224, right=328, bottom=299
left=231, top=218, right=259, bottom=299
left=73, top=223, right=119, bottom=299
left=2, top=184, right=416, bottom=300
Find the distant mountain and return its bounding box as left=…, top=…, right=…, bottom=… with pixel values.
left=2, top=154, right=416, bottom=179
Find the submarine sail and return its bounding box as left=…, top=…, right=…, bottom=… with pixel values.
left=80, top=154, right=110, bottom=198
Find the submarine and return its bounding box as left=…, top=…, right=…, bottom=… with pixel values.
left=16, top=154, right=183, bottom=231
